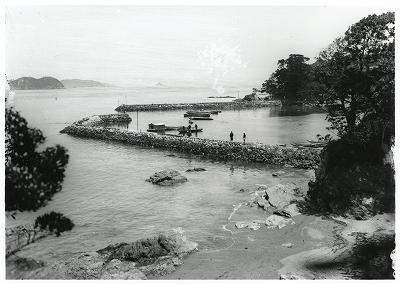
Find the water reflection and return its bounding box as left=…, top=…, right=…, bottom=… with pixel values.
left=268, top=105, right=325, bottom=117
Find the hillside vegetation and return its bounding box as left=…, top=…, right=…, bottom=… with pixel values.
left=9, top=77, right=65, bottom=90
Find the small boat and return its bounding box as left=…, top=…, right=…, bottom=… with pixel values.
left=186, top=110, right=210, bottom=114
left=184, top=112, right=210, bottom=117
left=190, top=117, right=213, bottom=120
left=147, top=123, right=178, bottom=132
left=209, top=110, right=220, bottom=114
left=178, top=126, right=203, bottom=133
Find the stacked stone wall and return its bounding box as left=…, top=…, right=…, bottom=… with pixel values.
left=60, top=125, right=319, bottom=169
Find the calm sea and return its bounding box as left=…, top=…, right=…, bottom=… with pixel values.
left=6, top=86, right=331, bottom=262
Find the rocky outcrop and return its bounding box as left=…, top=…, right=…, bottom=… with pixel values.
left=7, top=233, right=198, bottom=280
left=146, top=170, right=188, bottom=186
left=249, top=183, right=304, bottom=212
left=306, top=139, right=395, bottom=219
left=233, top=183, right=304, bottom=231
left=60, top=123, right=320, bottom=169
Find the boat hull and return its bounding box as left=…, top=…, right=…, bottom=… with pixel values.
left=191, top=117, right=213, bottom=120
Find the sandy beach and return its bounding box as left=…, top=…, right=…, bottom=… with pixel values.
left=152, top=171, right=395, bottom=280
left=150, top=171, right=345, bottom=280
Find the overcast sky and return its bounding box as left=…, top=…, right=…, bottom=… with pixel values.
left=5, top=3, right=396, bottom=90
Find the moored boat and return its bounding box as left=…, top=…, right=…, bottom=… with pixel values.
left=177, top=126, right=203, bottom=133
left=190, top=117, right=213, bottom=120
left=147, top=123, right=178, bottom=132
left=184, top=112, right=211, bottom=117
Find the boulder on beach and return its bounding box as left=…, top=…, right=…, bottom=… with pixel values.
left=272, top=170, right=286, bottom=177
left=235, top=221, right=261, bottom=231
left=146, top=170, right=188, bottom=186
left=265, top=214, right=295, bottom=229
left=251, top=184, right=303, bottom=211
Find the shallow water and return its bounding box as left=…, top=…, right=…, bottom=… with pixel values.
left=7, top=86, right=327, bottom=263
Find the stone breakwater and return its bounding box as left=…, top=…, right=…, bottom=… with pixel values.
left=115, top=100, right=281, bottom=112
left=74, top=114, right=132, bottom=126
left=60, top=125, right=320, bottom=169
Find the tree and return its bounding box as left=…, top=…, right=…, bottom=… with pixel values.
left=315, top=12, right=395, bottom=147
left=5, top=108, right=69, bottom=211
left=262, top=54, right=312, bottom=100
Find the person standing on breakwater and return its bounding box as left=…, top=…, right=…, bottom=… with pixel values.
left=195, top=124, right=198, bottom=130
left=230, top=131, right=234, bottom=141
left=243, top=133, right=246, bottom=143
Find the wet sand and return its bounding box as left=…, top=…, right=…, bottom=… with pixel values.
left=153, top=172, right=346, bottom=280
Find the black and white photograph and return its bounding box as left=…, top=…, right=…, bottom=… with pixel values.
left=4, top=1, right=396, bottom=280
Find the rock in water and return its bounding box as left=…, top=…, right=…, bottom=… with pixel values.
left=146, top=170, right=188, bottom=186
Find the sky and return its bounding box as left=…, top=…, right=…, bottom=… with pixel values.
left=4, top=2, right=397, bottom=92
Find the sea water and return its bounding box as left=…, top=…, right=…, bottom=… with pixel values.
left=6, top=86, right=330, bottom=262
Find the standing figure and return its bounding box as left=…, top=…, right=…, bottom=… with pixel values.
left=243, top=133, right=246, bottom=143
left=195, top=124, right=198, bottom=130
left=230, top=131, right=234, bottom=141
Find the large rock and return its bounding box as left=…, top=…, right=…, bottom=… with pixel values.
left=306, top=139, right=395, bottom=219
left=7, top=233, right=198, bottom=280
left=265, top=215, right=295, bottom=229
left=146, top=170, right=188, bottom=186
left=250, top=183, right=303, bottom=211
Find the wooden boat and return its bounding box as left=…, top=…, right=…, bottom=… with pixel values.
left=209, top=110, right=221, bottom=114
left=178, top=126, right=203, bottom=133
left=190, top=117, right=213, bottom=120
left=147, top=123, right=178, bottom=132
left=184, top=112, right=210, bottom=117
left=186, top=110, right=210, bottom=114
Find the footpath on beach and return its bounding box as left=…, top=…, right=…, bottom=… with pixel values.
left=115, top=100, right=281, bottom=112
left=60, top=114, right=320, bottom=169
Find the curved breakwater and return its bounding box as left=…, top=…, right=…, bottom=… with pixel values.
left=115, top=100, right=281, bottom=112
left=60, top=124, right=320, bottom=169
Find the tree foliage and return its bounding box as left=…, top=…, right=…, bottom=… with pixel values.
left=315, top=12, right=395, bottom=146
left=261, top=54, right=321, bottom=101
left=5, top=108, right=69, bottom=211
left=35, top=212, right=74, bottom=237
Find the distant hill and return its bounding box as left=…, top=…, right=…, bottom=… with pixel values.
left=9, top=77, right=65, bottom=90
left=155, top=82, right=165, bottom=87
left=61, top=79, right=113, bottom=88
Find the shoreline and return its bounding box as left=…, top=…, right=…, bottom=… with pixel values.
left=153, top=170, right=341, bottom=280
left=6, top=166, right=394, bottom=280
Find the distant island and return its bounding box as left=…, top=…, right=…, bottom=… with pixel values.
left=9, top=77, right=65, bottom=90
left=60, top=79, right=113, bottom=88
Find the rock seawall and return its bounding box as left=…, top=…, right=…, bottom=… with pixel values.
left=115, top=101, right=281, bottom=112
left=60, top=125, right=319, bottom=169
